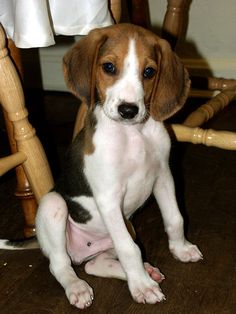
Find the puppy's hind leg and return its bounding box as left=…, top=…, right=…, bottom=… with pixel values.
left=36, top=192, right=94, bottom=309
left=85, top=249, right=126, bottom=280
left=85, top=249, right=164, bottom=283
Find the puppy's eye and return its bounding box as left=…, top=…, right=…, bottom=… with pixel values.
left=102, top=62, right=116, bottom=75
left=143, top=67, right=156, bottom=79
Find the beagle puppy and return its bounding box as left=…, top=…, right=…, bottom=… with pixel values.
left=36, top=23, right=203, bottom=309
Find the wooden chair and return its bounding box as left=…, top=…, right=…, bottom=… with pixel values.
left=0, top=24, right=54, bottom=236
left=0, top=37, right=40, bottom=237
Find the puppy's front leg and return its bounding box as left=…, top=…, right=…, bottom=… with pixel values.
left=96, top=194, right=165, bottom=304
left=153, top=166, right=203, bottom=262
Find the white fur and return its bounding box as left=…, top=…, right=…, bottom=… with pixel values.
left=36, top=37, right=202, bottom=309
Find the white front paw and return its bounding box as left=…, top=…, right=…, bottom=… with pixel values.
left=65, top=279, right=94, bottom=309
left=128, top=275, right=165, bottom=304
left=170, top=240, right=203, bottom=262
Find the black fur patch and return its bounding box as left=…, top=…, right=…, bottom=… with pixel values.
left=64, top=196, right=92, bottom=223
left=54, top=136, right=93, bottom=198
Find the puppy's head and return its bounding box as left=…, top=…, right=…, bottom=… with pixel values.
left=63, top=23, right=190, bottom=123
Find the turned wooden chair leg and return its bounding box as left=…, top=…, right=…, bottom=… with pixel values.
left=109, top=0, right=122, bottom=23
left=162, top=0, right=189, bottom=50
left=0, top=26, right=54, bottom=236
left=127, top=0, right=151, bottom=28
left=3, top=110, right=38, bottom=237
left=2, top=39, right=38, bottom=237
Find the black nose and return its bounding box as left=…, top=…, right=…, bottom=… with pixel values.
left=118, top=103, right=139, bottom=119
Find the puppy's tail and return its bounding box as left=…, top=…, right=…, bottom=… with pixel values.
left=0, top=237, right=39, bottom=250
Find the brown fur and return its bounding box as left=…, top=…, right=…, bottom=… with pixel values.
left=83, top=112, right=96, bottom=155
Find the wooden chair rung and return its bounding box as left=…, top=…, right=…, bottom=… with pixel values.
left=0, top=151, right=27, bottom=176
left=172, top=124, right=236, bottom=150
left=183, top=87, right=236, bottom=128
left=207, top=77, right=236, bottom=91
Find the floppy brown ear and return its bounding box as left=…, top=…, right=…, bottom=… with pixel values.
left=63, top=29, right=107, bottom=108
left=150, top=39, right=190, bottom=121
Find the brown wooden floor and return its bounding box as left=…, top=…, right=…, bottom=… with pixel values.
left=0, top=91, right=236, bottom=314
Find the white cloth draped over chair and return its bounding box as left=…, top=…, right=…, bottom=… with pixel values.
left=0, top=0, right=113, bottom=48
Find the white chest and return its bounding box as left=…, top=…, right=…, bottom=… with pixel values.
left=84, top=110, right=170, bottom=218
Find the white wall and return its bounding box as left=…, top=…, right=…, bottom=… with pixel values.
left=37, top=0, right=236, bottom=91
